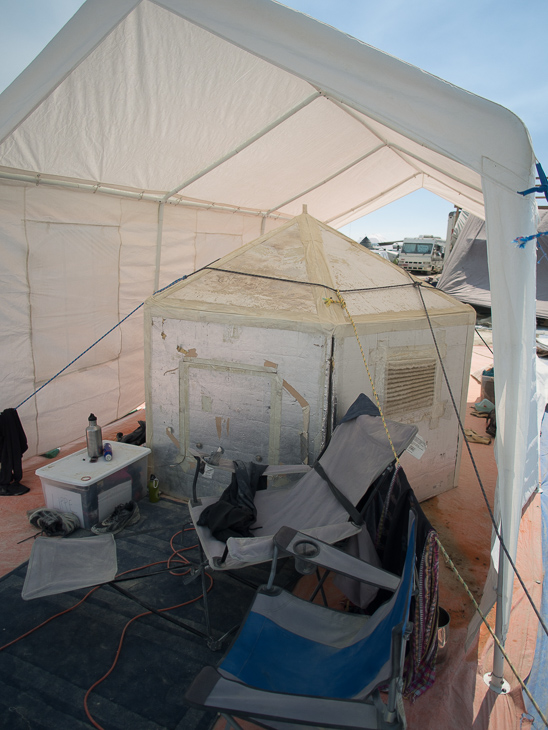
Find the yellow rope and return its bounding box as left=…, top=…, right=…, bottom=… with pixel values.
left=331, top=289, right=401, bottom=466
left=436, top=538, right=548, bottom=727
left=325, top=290, right=547, bottom=727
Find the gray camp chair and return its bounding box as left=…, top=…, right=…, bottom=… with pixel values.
left=186, top=394, right=417, bottom=644
left=189, top=399, right=417, bottom=572
left=185, top=511, right=417, bottom=730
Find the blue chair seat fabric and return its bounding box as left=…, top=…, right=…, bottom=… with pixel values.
left=185, top=514, right=417, bottom=729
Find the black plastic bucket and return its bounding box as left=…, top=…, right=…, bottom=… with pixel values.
left=437, top=607, right=450, bottom=663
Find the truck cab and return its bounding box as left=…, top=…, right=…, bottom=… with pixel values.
left=398, top=236, right=445, bottom=273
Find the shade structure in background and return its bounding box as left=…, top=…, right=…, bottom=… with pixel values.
left=438, top=209, right=548, bottom=319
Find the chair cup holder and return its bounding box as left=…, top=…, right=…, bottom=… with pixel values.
left=293, top=539, right=320, bottom=575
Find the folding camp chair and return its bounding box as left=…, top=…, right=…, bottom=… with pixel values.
left=185, top=511, right=417, bottom=730
left=188, top=394, right=417, bottom=571
left=186, top=395, right=417, bottom=643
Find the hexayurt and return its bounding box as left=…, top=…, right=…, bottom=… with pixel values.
left=145, top=211, right=475, bottom=500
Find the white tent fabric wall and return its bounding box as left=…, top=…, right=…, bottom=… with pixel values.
left=0, top=0, right=539, bottom=646
left=0, top=181, right=271, bottom=455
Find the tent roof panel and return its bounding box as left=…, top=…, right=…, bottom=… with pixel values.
left=362, top=115, right=484, bottom=191
left=278, top=146, right=420, bottom=222
left=422, top=176, right=485, bottom=220
left=329, top=176, right=424, bottom=228
left=154, top=0, right=533, bottom=185
left=0, top=1, right=315, bottom=192
left=182, top=96, right=385, bottom=210
left=0, top=0, right=534, bottom=221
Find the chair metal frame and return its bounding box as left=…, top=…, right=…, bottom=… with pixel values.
left=185, top=513, right=418, bottom=730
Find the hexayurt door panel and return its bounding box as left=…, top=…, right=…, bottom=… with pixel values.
left=146, top=312, right=333, bottom=498
left=179, top=358, right=283, bottom=467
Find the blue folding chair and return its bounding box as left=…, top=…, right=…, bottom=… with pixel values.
left=185, top=511, right=417, bottom=729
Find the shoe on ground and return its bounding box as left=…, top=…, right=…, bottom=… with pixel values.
left=0, top=482, right=30, bottom=496
left=464, top=428, right=491, bottom=445
left=28, top=507, right=80, bottom=536
left=470, top=410, right=489, bottom=419
left=91, top=501, right=140, bottom=535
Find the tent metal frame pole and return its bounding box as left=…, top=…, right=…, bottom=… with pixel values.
left=265, top=143, right=385, bottom=215
left=484, top=534, right=511, bottom=694
left=0, top=170, right=291, bottom=221
left=154, top=201, right=165, bottom=293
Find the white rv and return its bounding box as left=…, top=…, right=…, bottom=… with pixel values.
left=398, top=236, right=445, bottom=273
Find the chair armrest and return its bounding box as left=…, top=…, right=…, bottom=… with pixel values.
left=274, top=526, right=399, bottom=592
left=187, top=447, right=237, bottom=473
left=188, top=448, right=311, bottom=476
left=188, top=447, right=311, bottom=505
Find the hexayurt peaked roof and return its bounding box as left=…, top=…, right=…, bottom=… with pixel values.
left=148, top=212, right=472, bottom=326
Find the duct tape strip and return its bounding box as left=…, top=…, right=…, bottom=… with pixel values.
left=165, top=427, right=185, bottom=464
left=265, top=361, right=310, bottom=463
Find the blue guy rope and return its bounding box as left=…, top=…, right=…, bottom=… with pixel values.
left=514, top=232, right=548, bottom=249
left=518, top=162, right=548, bottom=203
left=514, top=161, right=548, bottom=248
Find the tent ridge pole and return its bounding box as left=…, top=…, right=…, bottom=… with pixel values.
left=154, top=201, right=165, bottom=293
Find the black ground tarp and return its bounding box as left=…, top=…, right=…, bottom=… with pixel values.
left=0, top=498, right=299, bottom=730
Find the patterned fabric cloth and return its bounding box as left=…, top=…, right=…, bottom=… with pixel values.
left=354, top=464, right=440, bottom=699
left=404, top=529, right=439, bottom=699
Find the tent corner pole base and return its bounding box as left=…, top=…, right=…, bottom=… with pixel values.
left=483, top=671, right=510, bottom=695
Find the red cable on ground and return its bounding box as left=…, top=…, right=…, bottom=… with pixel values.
left=0, top=525, right=213, bottom=730
left=0, top=585, right=101, bottom=652
left=83, top=526, right=213, bottom=730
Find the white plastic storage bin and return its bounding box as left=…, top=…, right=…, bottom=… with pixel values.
left=36, top=442, right=151, bottom=529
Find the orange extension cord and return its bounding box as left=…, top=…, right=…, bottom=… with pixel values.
left=0, top=526, right=213, bottom=730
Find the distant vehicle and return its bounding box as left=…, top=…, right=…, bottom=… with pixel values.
left=397, top=235, right=445, bottom=273
left=359, top=236, right=401, bottom=262
left=384, top=243, right=401, bottom=263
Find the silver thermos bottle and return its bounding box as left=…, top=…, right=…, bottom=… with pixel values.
left=86, top=413, right=103, bottom=459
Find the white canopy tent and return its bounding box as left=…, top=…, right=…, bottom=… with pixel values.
left=0, top=0, right=540, bottom=685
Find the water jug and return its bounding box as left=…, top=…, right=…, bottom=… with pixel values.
left=86, top=413, right=103, bottom=459
left=148, top=474, right=160, bottom=503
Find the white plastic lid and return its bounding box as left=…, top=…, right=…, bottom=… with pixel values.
left=36, top=442, right=151, bottom=486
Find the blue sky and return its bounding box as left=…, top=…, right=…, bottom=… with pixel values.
left=1, top=0, right=546, bottom=242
